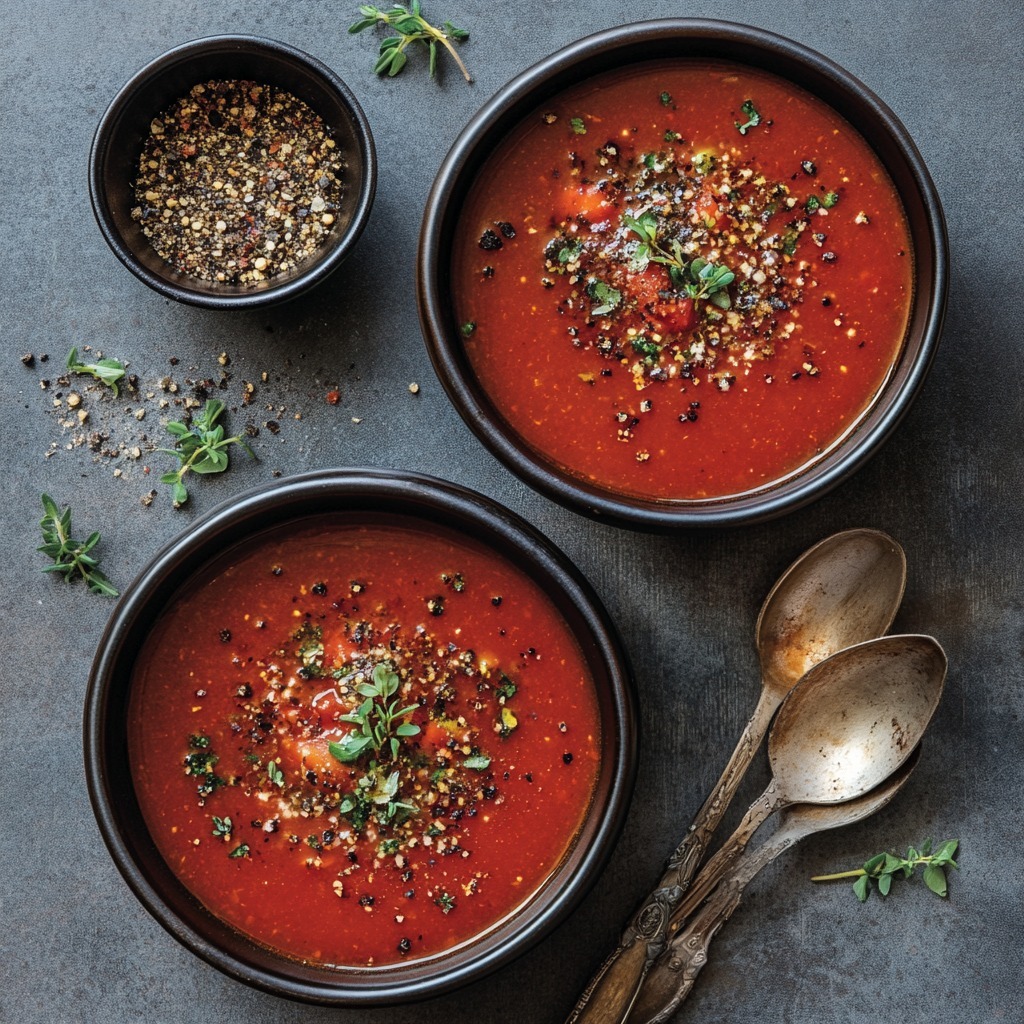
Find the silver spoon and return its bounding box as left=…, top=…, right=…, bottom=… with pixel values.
left=567, top=529, right=906, bottom=1024
left=630, top=744, right=926, bottom=1024
left=665, top=632, right=946, bottom=925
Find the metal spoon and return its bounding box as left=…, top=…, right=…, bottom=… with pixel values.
left=665, top=632, right=946, bottom=925
left=629, top=745, right=925, bottom=1024
left=566, top=529, right=906, bottom=1024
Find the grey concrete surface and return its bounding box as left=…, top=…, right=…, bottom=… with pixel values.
left=2, top=1, right=1021, bottom=1022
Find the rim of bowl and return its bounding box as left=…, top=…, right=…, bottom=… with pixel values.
left=89, top=35, right=377, bottom=309
left=417, top=19, right=949, bottom=529
left=83, top=468, right=637, bottom=1005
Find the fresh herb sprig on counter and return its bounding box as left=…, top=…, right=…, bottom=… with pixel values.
left=66, top=347, right=126, bottom=397
left=625, top=210, right=736, bottom=309
left=349, top=2, right=471, bottom=82
left=812, top=838, right=959, bottom=901
left=38, top=494, right=119, bottom=597
left=158, top=399, right=254, bottom=507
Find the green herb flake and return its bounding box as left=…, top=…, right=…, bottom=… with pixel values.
left=211, top=816, right=232, bottom=837
left=228, top=843, right=251, bottom=859
left=557, top=241, right=583, bottom=265
left=461, top=321, right=477, bottom=337
left=586, top=278, right=622, bottom=316
left=462, top=754, right=491, bottom=771
left=267, top=760, right=285, bottom=787
left=435, top=891, right=456, bottom=914
left=630, top=335, right=662, bottom=359
left=570, top=117, right=587, bottom=135
left=659, top=91, right=673, bottom=107
left=822, top=191, right=840, bottom=208
left=496, top=674, right=517, bottom=701
left=734, top=99, right=762, bottom=135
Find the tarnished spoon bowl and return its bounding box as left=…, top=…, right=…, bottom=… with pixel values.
left=767, top=633, right=944, bottom=803
left=673, top=634, right=946, bottom=921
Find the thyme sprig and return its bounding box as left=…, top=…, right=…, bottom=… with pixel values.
left=38, top=494, right=119, bottom=597
left=812, top=839, right=959, bottom=901
left=66, top=347, right=125, bottom=397
left=624, top=210, right=736, bottom=309
left=158, top=399, right=254, bottom=507
left=349, top=2, right=471, bottom=82
left=329, top=662, right=421, bottom=763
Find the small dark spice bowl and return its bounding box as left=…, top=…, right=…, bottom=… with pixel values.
left=418, top=20, right=948, bottom=529
left=90, top=36, right=376, bottom=309
left=84, top=469, right=636, bottom=1005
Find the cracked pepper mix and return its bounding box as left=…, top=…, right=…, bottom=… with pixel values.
left=132, top=80, right=345, bottom=285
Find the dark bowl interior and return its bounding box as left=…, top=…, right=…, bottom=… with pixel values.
left=90, top=36, right=376, bottom=309
left=84, top=469, right=636, bottom=1005
left=418, top=19, right=948, bottom=529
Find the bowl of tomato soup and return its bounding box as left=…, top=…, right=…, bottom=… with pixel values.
left=84, top=470, right=635, bottom=1004
left=418, top=20, right=947, bottom=528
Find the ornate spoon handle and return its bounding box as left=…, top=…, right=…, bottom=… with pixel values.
left=566, top=690, right=778, bottom=1024
left=665, top=779, right=781, bottom=927
left=628, top=828, right=799, bottom=1024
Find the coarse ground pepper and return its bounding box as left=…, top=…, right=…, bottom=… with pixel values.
left=132, top=80, right=345, bottom=285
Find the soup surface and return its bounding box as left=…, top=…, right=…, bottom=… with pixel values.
left=129, top=516, right=601, bottom=966
left=452, top=60, right=913, bottom=499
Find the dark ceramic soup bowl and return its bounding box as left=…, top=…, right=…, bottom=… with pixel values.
left=418, top=20, right=947, bottom=529
left=90, top=36, right=376, bottom=309
left=84, top=469, right=636, bottom=1005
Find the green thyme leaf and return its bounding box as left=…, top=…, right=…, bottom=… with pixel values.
left=211, top=816, right=232, bottom=837
left=66, top=347, right=126, bottom=397
left=462, top=754, right=491, bottom=770
left=586, top=279, right=622, bottom=316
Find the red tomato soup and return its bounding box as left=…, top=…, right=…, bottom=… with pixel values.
left=128, top=516, right=601, bottom=967
left=452, top=61, right=913, bottom=499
